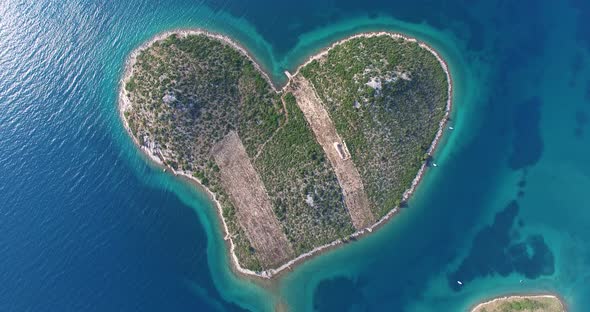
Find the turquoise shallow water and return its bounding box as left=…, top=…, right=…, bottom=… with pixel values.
left=1, top=0, right=589, bottom=311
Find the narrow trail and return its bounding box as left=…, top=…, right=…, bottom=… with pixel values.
left=253, top=95, right=290, bottom=161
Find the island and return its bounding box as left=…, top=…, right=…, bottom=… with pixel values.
left=119, top=30, right=451, bottom=277
left=471, top=295, right=566, bottom=312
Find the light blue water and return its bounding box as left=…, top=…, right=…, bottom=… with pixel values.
left=0, top=1, right=589, bottom=311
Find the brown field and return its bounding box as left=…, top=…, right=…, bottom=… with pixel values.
left=290, top=77, right=375, bottom=229
left=211, top=131, right=294, bottom=268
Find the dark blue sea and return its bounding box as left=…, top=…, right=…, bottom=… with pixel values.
left=1, top=0, right=589, bottom=311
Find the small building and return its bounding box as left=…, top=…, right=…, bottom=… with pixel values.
left=334, top=142, right=348, bottom=160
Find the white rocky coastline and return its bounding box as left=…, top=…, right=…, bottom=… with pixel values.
left=118, top=29, right=453, bottom=279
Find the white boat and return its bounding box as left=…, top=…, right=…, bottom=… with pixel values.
left=433, top=163, right=438, bottom=167
left=457, top=281, right=463, bottom=285
left=449, top=126, right=454, bottom=130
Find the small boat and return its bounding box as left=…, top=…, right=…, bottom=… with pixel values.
left=433, top=163, right=438, bottom=167
left=449, top=126, right=454, bottom=130
left=457, top=281, right=463, bottom=285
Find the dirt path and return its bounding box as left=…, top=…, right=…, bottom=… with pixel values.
left=253, top=96, right=289, bottom=161
left=290, top=77, right=375, bottom=229
left=212, top=131, right=294, bottom=268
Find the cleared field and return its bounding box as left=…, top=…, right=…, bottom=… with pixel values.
left=212, top=131, right=294, bottom=268
left=290, top=77, right=375, bottom=229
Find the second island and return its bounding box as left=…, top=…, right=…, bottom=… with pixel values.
left=120, top=31, right=451, bottom=277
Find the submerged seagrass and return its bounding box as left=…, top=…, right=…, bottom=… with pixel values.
left=121, top=32, right=448, bottom=273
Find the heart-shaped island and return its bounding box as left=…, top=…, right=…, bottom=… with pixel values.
left=120, top=30, right=451, bottom=278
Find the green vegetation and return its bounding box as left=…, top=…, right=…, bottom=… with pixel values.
left=125, top=77, right=137, bottom=92
left=300, top=36, right=448, bottom=217
left=500, top=298, right=547, bottom=311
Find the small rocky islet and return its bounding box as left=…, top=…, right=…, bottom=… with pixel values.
left=472, top=295, right=566, bottom=312
left=120, top=31, right=449, bottom=275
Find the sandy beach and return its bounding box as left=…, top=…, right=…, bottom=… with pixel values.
left=118, top=29, right=453, bottom=279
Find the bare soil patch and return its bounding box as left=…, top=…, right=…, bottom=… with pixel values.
left=290, top=77, right=375, bottom=229
left=212, top=131, right=294, bottom=267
